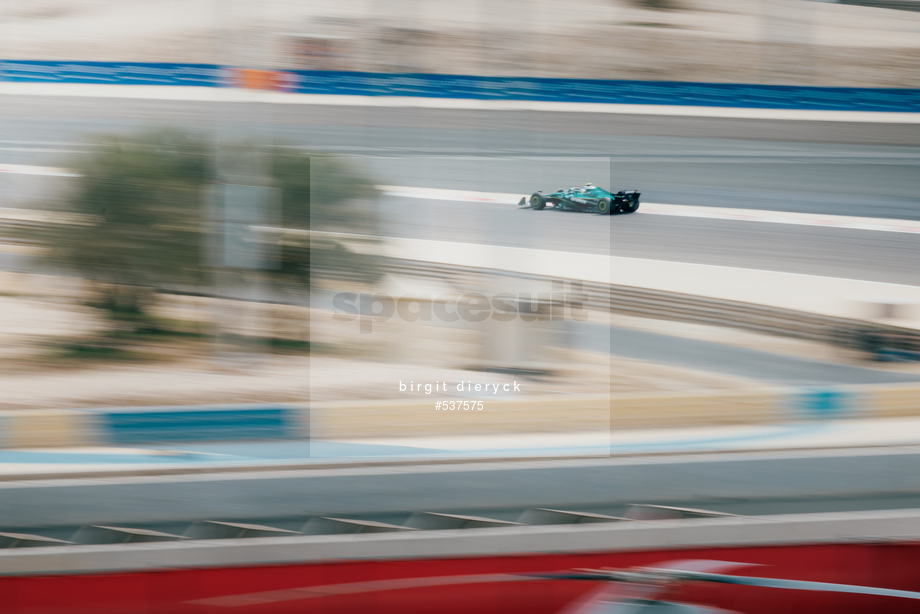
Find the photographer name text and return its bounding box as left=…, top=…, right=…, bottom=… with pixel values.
left=400, top=380, right=521, bottom=394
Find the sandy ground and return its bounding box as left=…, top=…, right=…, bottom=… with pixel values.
left=0, top=0, right=917, bottom=86
left=4, top=269, right=918, bottom=412
left=0, top=282, right=765, bottom=410
left=2, top=267, right=916, bottom=413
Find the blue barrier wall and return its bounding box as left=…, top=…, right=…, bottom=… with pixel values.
left=95, top=405, right=300, bottom=444
left=1, top=61, right=222, bottom=86
left=293, top=71, right=920, bottom=112
left=3, top=61, right=920, bottom=111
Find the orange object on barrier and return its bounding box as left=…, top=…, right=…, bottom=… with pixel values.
left=233, top=69, right=294, bottom=91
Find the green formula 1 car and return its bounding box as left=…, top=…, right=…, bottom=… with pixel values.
left=518, top=183, right=640, bottom=215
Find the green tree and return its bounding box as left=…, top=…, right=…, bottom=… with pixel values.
left=32, top=128, right=380, bottom=335
left=269, top=151, right=381, bottom=297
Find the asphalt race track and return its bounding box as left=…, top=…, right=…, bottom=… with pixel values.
left=5, top=190, right=918, bottom=286
left=1, top=95, right=919, bottom=220
left=571, top=322, right=920, bottom=385
left=374, top=194, right=920, bottom=285
left=1, top=94, right=919, bottom=285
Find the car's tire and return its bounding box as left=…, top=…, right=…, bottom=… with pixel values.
left=619, top=196, right=640, bottom=214
left=530, top=193, right=546, bottom=210
left=596, top=197, right=613, bottom=215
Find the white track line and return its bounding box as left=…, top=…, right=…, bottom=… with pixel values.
left=0, top=163, right=78, bottom=177
left=0, top=82, right=918, bottom=123
left=380, top=185, right=920, bottom=235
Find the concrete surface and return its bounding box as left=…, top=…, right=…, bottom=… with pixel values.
left=4, top=414, right=920, bottom=477
left=5, top=445, right=920, bottom=527
left=4, top=507, right=920, bottom=575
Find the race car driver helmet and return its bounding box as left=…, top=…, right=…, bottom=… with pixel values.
left=584, top=183, right=594, bottom=190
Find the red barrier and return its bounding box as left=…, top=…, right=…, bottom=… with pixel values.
left=3, top=542, right=920, bottom=614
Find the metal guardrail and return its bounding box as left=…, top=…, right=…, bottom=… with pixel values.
left=383, top=258, right=920, bottom=354
left=585, top=282, right=858, bottom=344
left=6, top=228, right=916, bottom=356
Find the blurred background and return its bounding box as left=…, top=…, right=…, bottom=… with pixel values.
left=0, top=1, right=920, bottom=613
left=1, top=0, right=919, bottom=85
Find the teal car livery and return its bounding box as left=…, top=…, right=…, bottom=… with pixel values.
left=519, top=183, right=640, bottom=215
